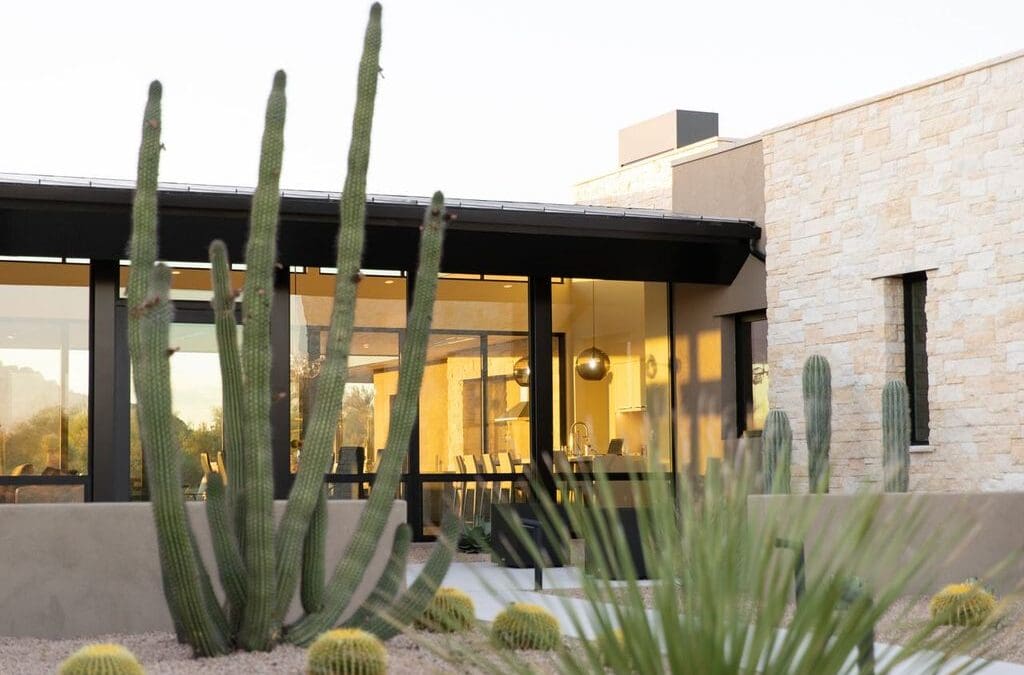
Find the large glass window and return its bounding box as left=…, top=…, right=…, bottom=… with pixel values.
left=421, top=277, right=530, bottom=533
left=290, top=268, right=406, bottom=486
left=736, top=313, right=769, bottom=435
left=552, top=279, right=672, bottom=486
left=0, top=259, right=90, bottom=503
left=121, top=263, right=247, bottom=500
left=904, top=273, right=929, bottom=444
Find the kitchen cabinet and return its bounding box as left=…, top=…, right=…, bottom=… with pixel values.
left=610, top=357, right=645, bottom=411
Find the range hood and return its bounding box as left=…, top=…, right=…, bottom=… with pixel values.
left=494, top=401, right=530, bottom=422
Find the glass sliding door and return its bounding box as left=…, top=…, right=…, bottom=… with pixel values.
left=420, top=276, right=530, bottom=534
left=551, top=278, right=672, bottom=504
left=0, top=259, right=90, bottom=503
left=290, top=268, right=406, bottom=500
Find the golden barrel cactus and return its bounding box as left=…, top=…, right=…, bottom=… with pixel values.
left=58, top=643, right=145, bottom=675
left=307, top=628, right=387, bottom=675
left=491, top=602, right=561, bottom=650
left=416, top=587, right=475, bottom=633
left=929, top=581, right=997, bottom=627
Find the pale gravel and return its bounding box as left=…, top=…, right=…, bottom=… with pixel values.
left=540, top=586, right=1024, bottom=665
left=0, top=628, right=583, bottom=674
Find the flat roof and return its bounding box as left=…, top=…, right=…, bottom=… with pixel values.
left=0, top=173, right=760, bottom=284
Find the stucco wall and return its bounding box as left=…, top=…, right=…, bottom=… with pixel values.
left=573, top=137, right=733, bottom=209
left=762, top=52, right=1024, bottom=491
left=0, top=500, right=407, bottom=639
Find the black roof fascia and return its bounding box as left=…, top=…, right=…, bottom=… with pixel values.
left=0, top=181, right=760, bottom=284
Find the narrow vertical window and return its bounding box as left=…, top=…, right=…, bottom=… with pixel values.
left=736, top=312, right=769, bottom=436
left=903, top=273, right=929, bottom=444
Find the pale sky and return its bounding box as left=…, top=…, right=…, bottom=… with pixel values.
left=1, top=0, right=1021, bottom=204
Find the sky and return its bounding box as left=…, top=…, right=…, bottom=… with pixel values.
left=1, top=0, right=1022, bottom=204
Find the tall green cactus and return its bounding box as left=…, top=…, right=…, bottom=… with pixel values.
left=882, top=380, right=910, bottom=492
left=126, top=3, right=456, bottom=657
left=802, top=354, right=831, bottom=493
left=762, top=409, right=792, bottom=494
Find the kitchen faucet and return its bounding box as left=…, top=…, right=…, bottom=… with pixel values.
left=569, top=421, right=592, bottom=458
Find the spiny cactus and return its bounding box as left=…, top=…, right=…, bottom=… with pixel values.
left=929, top=581, right=997, bottom=627
left=882, top=380, right=910, bottom=492
left=802, top=355, right=832, bottom=493
left=58, top=644, right=145, bottom=675
left=307, top=629, right=386, bottom=675
left=126, top=3, right=457, bottom=656
left=415, top=587, right=475, bottom=633
left=762, top=409, right=792, bottom=494
left=491, top=603, right=561, bottom=650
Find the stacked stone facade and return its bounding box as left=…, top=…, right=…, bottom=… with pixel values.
left=762, top=52, right=1024, bottom=491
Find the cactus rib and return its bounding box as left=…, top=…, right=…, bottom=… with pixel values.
left=882, top=380, right=910, bottom=492
left=284, top=191, right=447, bottom=645
left=762, top=409, right=792, bottom=494
left=236, top=70, right=287, bottom=651
left=209, top=240, right=246, bottom=546
left=135, top=265, right=230, bottom=656
left=300, top=485, right=328, bottom=614
left=802, top=355, right=832, bottom=493
left=205, top=471, right=247, bottom=630
left=275, top=3, right=383, bottom=618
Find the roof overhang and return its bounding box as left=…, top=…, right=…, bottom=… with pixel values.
left=0, top=175, right=761, bottom=284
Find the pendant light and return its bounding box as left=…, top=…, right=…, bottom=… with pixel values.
left=575, top=279, right=610, bottom=381
left=512, top=356, right=531, bottom=387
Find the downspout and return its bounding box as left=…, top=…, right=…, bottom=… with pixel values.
left=749, top=237, right=766, bottom=263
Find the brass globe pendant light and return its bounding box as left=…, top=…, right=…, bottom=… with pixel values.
left=512, top=356, right=531, bottom=386
left=575, top=279, right=610, bottom=381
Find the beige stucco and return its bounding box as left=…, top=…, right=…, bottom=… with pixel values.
left=762, top=51, right=1024, bottom=491
left=0, top=500, right=407, bottom=639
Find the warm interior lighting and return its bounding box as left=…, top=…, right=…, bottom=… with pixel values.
left=574, top=279, right=610, bottom=381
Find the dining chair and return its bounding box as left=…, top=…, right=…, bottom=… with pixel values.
left=462, top=454, right=480, bottom=522
left=495, top=452, right=514, bottom=503
left=481, top=454, right=497, bottom=519
left=454, top=455, right=467, bottom=521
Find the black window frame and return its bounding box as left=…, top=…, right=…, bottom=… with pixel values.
left=903, top=272, right=930, bottom=445
left=735, top=311, right=768, bottom=437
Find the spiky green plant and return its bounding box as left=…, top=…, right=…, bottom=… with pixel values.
left=58, top=644, right=145, bottom=675
left=307, top=628, right=386, bottom=675
left=883, top=380, right=910, bottom=492
left=929, top=582, right=997, bottom=627
left=762, top=409, right=792, bottom=494
left=463, top=458, right=1004, bottom=675
left=416, top=587, right=476, bottom=633
left=126, top=4, right=458, bottom=656
left=491, top=603, right=561, bottom=651
left=802, top=354, right=832, bottom=493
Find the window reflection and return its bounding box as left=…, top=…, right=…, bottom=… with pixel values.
left=0, top=261, right=89, bottom=503
left=552, top=279, right=672, bottom=479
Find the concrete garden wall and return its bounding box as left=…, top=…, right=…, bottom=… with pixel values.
left=0, top=500, right=406, bottom=639
left=748, top=493, right=1024, bottom=596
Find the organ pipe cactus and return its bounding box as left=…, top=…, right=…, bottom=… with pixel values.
left=762, top=409, right=792, bottom=494
left=882, top=380, right=910, bottom=492
left=127, top=4, right=458, bottom=656
left=802, top=355, right=832, bottom=493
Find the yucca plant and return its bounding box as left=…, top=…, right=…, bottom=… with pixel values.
left=470, top=461, right=1004, bottom=674
left=127, top=3, right=456, bottom=656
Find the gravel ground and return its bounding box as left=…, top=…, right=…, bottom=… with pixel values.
left=0, top=628, right=583, bottom=674
left=540, top=585, right=1024, bottom=664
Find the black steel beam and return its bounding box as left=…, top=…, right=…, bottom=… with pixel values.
left=528, top=276, right=556, bottom=502
left=89, top=260, right=129, bottom=501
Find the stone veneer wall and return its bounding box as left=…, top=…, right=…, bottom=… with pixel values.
left=574, top=137, right=733, bottom=208
left=762, top=52, right=1024, bottom=492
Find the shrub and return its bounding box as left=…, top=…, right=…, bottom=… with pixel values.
left=491, top=602, right=561, bottom=650
left=58, top=643, right=144, bottom=675
left=929, top=581, right=997, bottom=627
left=416, top=587, right=475, bottom=633
left=307, top=628, right=386, bottom=675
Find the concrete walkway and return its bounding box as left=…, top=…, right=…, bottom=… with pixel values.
left=408, top=561, right=1024, bottom=674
